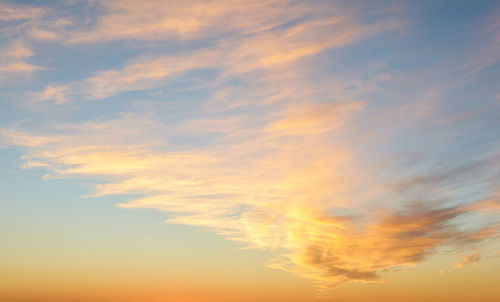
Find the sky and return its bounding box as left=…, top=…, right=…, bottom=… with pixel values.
left=0, top=0, right=499, bottom=301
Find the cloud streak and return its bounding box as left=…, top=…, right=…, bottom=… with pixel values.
left=440, top=253, right=482, bottom=274
left=29, top=0, right=403, bottom=101
left=2, top=104, right=498, bottom=289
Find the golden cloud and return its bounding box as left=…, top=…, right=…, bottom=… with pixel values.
left=2, top=104, right=498, bottom=289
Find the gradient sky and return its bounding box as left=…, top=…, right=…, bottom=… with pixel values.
left=0, top=1, right=499, bottom=301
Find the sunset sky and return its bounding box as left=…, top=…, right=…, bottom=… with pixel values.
left=0, top=1, right=499, bottom=301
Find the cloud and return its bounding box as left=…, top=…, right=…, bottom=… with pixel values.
left=440, top=253, right=481, bottom=274
left=1, top=105, right=498, bottom=289
left=0, top=1, right=43, bottom=21
left=454, top=253, right=481, bottom=268
left=30, top=1, right=403, bottom=101
left=0, top=1, right=62, bottom=82
left=30, top=84, right=72, bottom=104
left=0, top=40, right=40, bottom=81
left=66, top=0, right=309, bottom=43
left=468, top=194, right=500, bottom=212
left=267, top=101, right=365, bottom=134
left=80, top=50, right=220, bottom=99
left=461, top=6, right=500, bottom=75
left=63, top=0, right=406, bottom=47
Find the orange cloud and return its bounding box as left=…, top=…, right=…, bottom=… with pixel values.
left=2, top=106, right=498, bottom=290
left=440, top=253, right=481, bottom=274
left=268, top=101, right=365, bottom=134
left=66, top=0, right=306, bottom=43
left=454, top=253, right=481, bottom=268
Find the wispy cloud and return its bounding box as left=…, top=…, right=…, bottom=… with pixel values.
left=29, top=1, right=403, bottom=101
left=67, top=0, right=302, bottom=43
left=440, top=253, right=481, bottom=274
left=0, top=1, right=53, bottom=82
left=0, top=40, right=39, bottom=81
left=454, top=253, right=481, bottom=268
left=2, top=104, right=498, bottom=289
left=0, top=1, right=43, bottom=22
left=29, top=84, right=72, bottom=104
